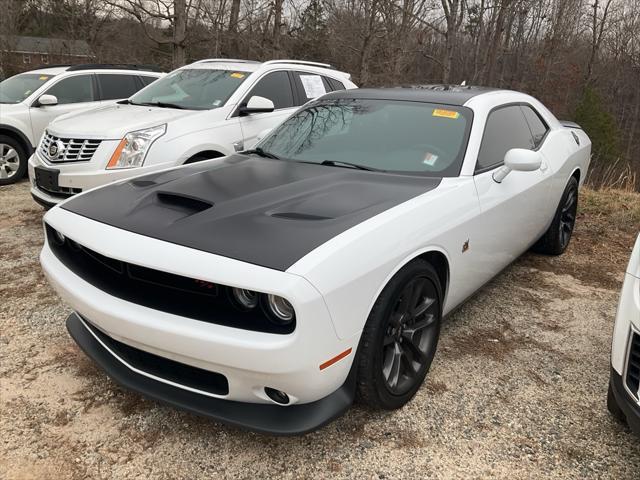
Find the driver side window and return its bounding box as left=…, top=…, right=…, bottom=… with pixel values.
left=475, top=105, right=535, bottom=173
left=45, top=74, right=95, bottom=105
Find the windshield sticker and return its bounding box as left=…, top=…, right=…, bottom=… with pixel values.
left=230, top=72, right=246, bottom=79
left=39, top=76, right=49, bottom=81
left=423, top=152, right=439, bottom=166
left=432, top=109, right=460, bottom=119
left=212, top=99, right=222, bottom=106
left=300, top=75, right=326, bottom=99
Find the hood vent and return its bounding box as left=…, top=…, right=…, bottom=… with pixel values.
left=270, top=212, right=333, bottom=221
left=156, top=192, right=213, bottom=214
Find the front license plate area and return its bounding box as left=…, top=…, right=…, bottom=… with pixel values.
left=34, top=166, right=60, bottom=192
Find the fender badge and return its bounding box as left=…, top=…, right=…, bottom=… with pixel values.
left=462, top=239, right=470, bottom=253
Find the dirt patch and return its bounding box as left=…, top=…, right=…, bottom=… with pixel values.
left=1, top=181, right=639, bottom=479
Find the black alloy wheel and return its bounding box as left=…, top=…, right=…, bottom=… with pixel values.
left=382, top=276, right=439, bottom=395
left=356, top=259, right=442, bottom=410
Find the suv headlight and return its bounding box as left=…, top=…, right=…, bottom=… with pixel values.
left=106, top=124, right=166, bottom=169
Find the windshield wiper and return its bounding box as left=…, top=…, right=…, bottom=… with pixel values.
left=130, top=101, right=189, bottom=110
left=244, top=147, right=280, bottom=159
left=320, top=160, right=380, bottom=171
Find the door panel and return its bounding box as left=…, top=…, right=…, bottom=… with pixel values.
left=469, top=104, right=553, bottom=282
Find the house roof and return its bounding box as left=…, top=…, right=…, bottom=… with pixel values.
left=0, top=35, right=92, bottom=57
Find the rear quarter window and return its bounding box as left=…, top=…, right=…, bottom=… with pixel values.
left=98, top=74, right=141, bottom=100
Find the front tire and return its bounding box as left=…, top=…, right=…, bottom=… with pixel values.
left=0, top=135, right=28, bottom=185
left=356, top=259, right=442, bottom=410
left=532, top=176, right=578, bottom=255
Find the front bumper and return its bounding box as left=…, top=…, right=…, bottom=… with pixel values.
left=67, top=312, right=356, bottom=435
left=610, top=367, right=640, bottom=436
left=41, top=207, right=357, bottom=423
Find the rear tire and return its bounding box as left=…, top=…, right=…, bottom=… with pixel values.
left=532, top=176, right=578, bottom=255
left=0, top=135, right=28, bottom=185
left=356, top=259, right=442, bottom=410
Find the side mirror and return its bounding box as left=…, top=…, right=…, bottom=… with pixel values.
left=256, top=128, right=273, bottom=142
left=239, top=96, right=275, bottom=116
left=37, top=94, right=58, bottom=107
left=492, top=148, right=542, bottom=183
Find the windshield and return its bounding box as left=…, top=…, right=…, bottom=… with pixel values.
left=130, top=68, right=249, bottom=110
left=258, top=99, right=472, bottom=176
left=0, top=73, right=56, bottom=104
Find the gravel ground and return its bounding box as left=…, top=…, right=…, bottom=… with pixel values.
left=1, top=180, right=639, bottom=479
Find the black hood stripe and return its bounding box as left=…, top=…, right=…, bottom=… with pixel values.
left=62, top=156, right=442, bottom=271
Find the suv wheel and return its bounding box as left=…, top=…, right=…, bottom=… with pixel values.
left=0, top=135, right=27, bottom=185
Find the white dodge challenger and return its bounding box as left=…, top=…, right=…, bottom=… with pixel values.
left=41, top=86, right=591, bottom=434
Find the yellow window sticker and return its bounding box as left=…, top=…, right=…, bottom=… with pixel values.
left=230, top=72, right=245, bottom=79
left=432, top=109, right=460, bottom=119
left=39, top=76, right=49, bottom=80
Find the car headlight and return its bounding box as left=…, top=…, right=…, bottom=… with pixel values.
left=265, top=294, right=295, bottom=325
left=106, top=124, right=166, bottom=169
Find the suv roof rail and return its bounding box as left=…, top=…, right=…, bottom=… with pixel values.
left=192, top=58, right=260, bottom=64
left=262, top=59, right=334, bottom=69
left=65, top=64, right=163, bottom=72
left=33, top=64, right=72, bottom=70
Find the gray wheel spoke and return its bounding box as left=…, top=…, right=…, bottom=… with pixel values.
left=383, top=342, right=403, bottom=389
left=412, top=296, right=435, bottom=317
left=402, top=336, right=426, bottom=364
left=0, top=143, right=20, bottom=179
left=402, top=314, right=436, bottom=338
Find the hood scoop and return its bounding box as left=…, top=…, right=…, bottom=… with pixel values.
left=155, top=192, right=213, bottom=215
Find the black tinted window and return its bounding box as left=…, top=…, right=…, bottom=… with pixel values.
left=247, top=71, right=294, bottom=109
left=520, top=105, right=548, bottom=147
left=260, top=99, right=472, bottom=176
left=476, top=106, right=534, bottom=171
left=45, top=75, right=95, bottom=104
left=326, top=77, right=346, bottom=91
left=98, top=74, right=140, bottom=100
left=139, top=75, right=158, bottom=86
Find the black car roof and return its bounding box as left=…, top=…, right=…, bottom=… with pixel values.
left=323, top=85, right=505, bottom=106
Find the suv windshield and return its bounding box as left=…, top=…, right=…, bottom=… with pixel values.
left=0, top=73, right=56, bottom=104
left=130, top=68, right=249, bottom=110
left=258, top=98, right=472, bottom=176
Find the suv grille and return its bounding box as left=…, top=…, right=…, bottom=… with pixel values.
left=626, top=331, right=640, bottom=400
left=40, top=132, right=101, bottom=163
left=45, top=224, right=294, bottom=334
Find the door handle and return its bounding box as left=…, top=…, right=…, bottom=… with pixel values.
left=233, top=141, right=244, bottom=152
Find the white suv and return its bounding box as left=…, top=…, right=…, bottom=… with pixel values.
left=0, top=64, right=163, bottom=185
left=27, top=59, right=356, bottom=208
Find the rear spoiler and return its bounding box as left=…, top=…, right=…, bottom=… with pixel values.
left=560, top=120, right=582, bottom=130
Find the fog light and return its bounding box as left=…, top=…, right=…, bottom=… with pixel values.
left=231, top=288, right=259, bottom=310
left=266, top=294, right=294, bottom=324
left=265, top=387, right=289, bottom=405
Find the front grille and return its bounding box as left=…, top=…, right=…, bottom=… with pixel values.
left=626, top=331, right=640, bottom=400
left=40, top=132, right=101, bottom=163
left=83, top=317, right=229, bottom=396
left=46, top=224, right=294, bottom=334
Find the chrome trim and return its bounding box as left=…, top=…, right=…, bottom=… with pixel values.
left=39, top=132, right=101, bottom=163
left=76, top=315, right=228, bottom=400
